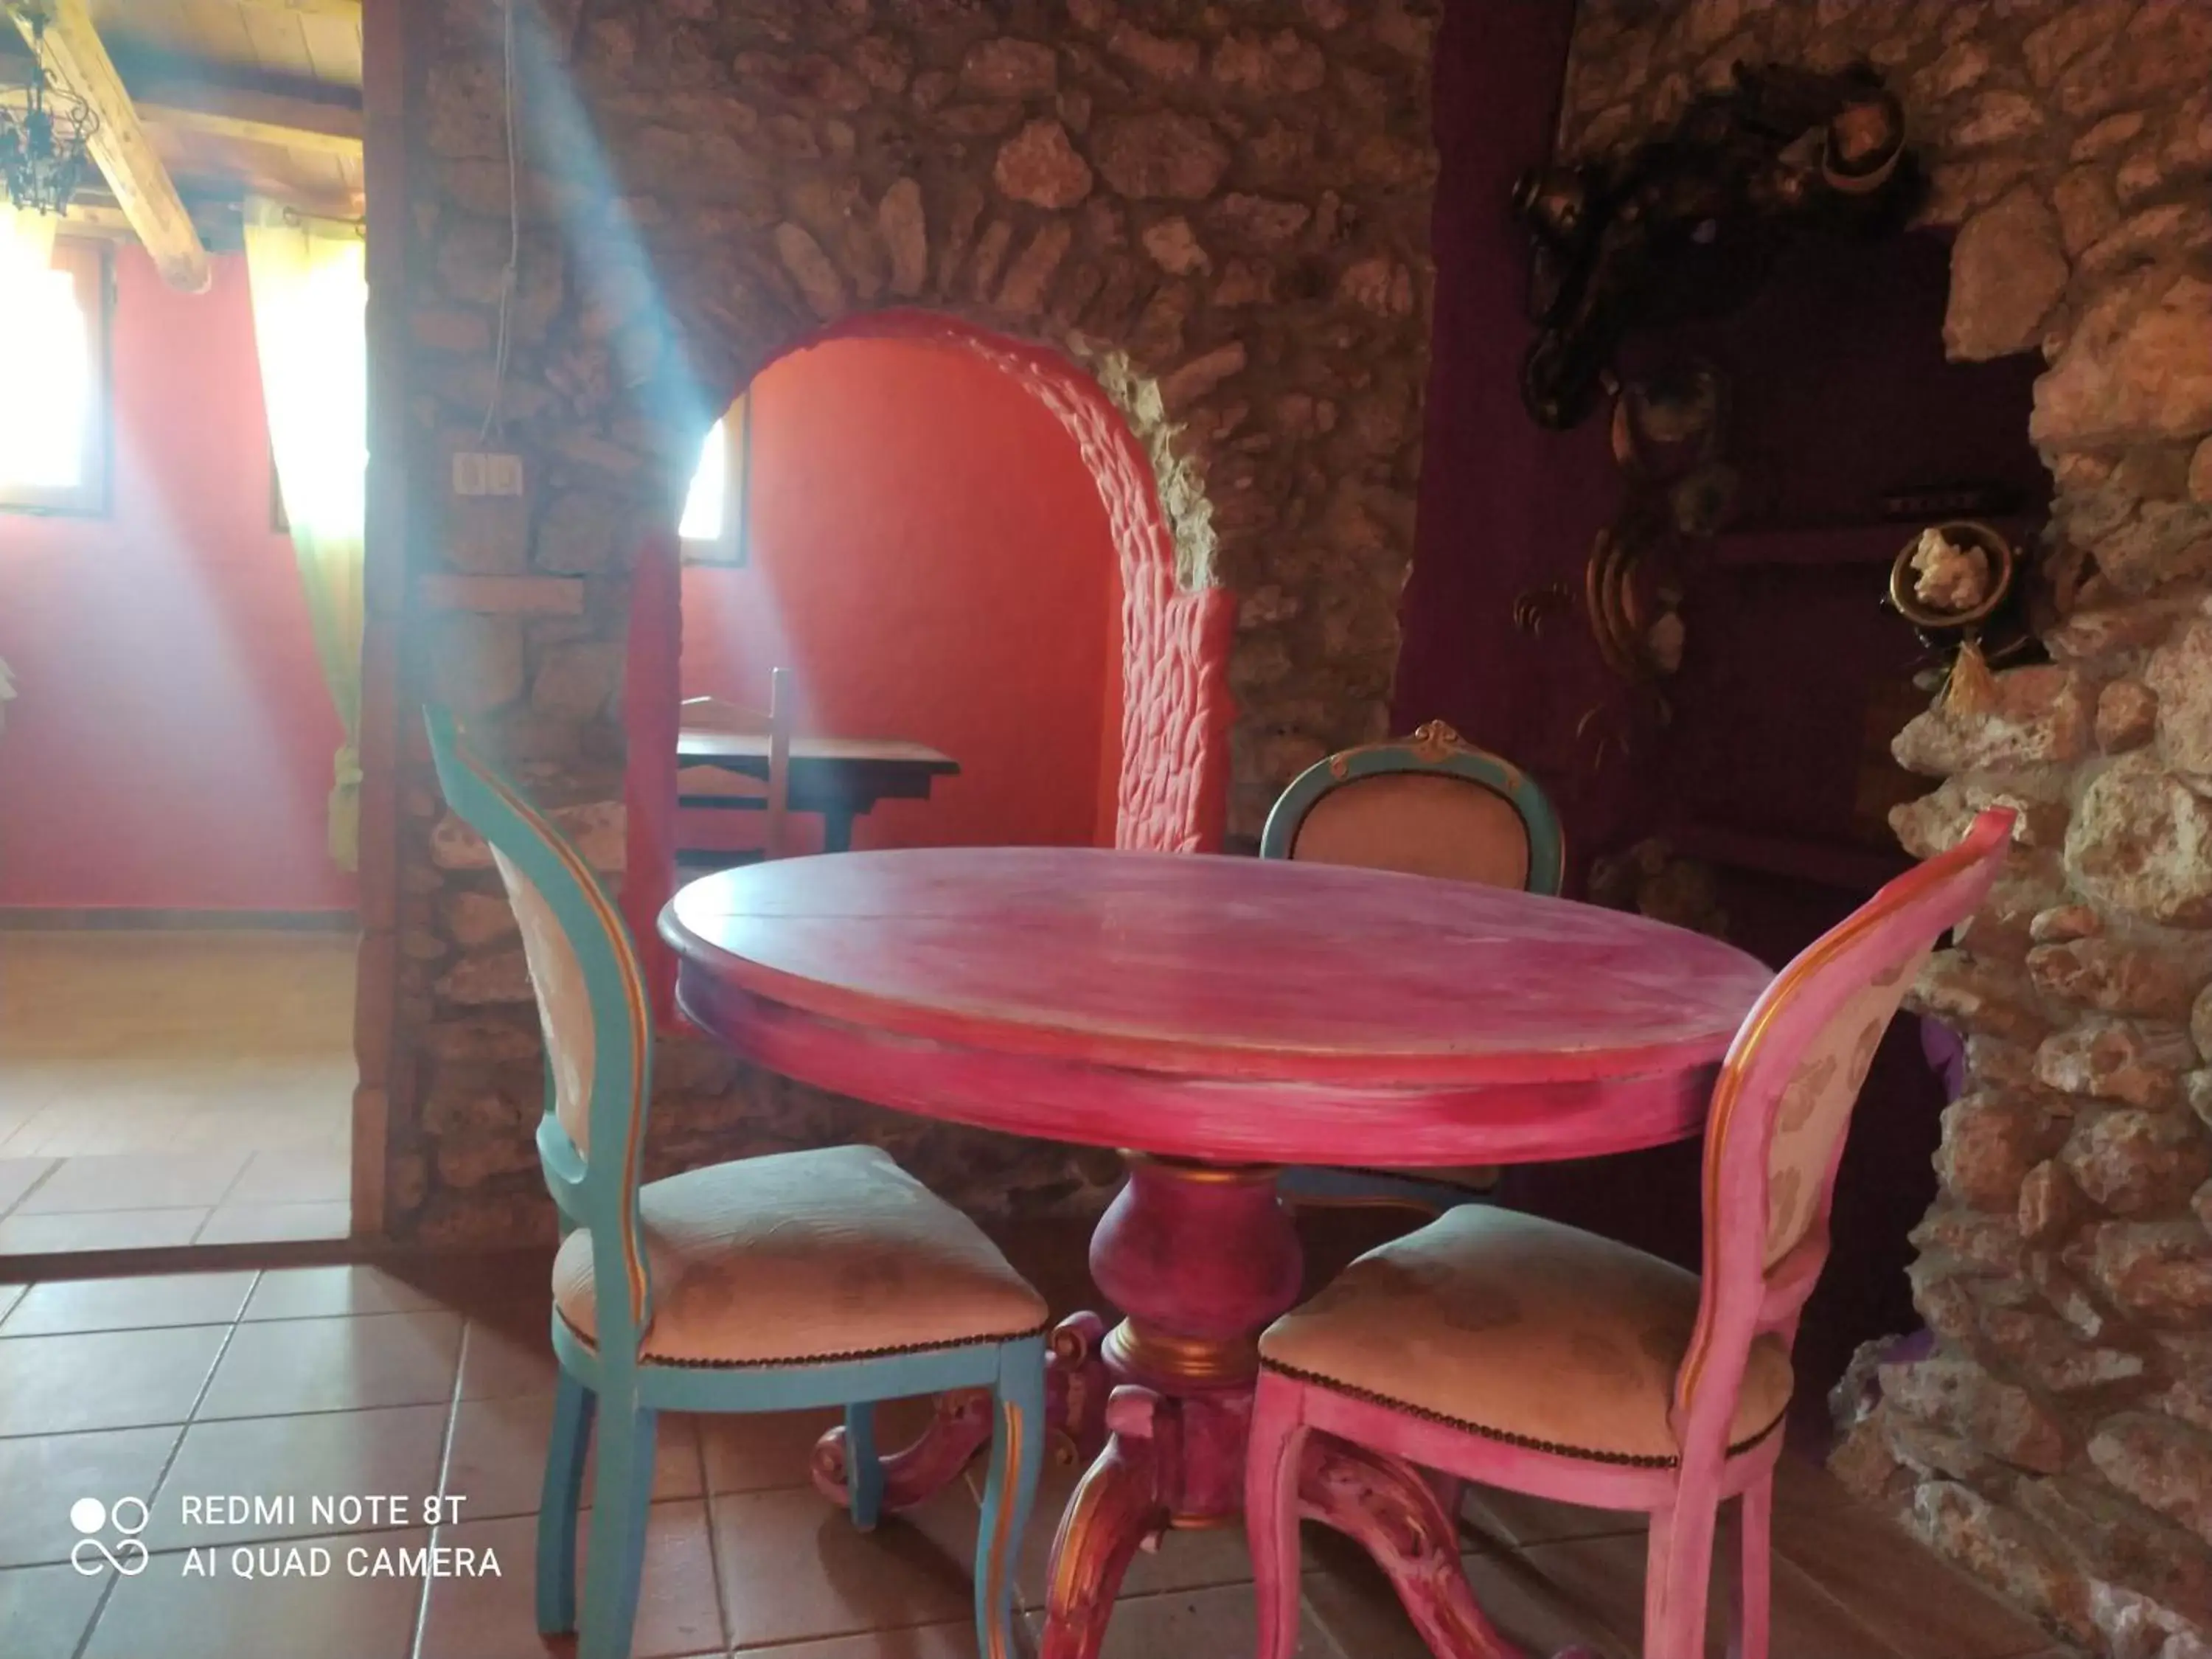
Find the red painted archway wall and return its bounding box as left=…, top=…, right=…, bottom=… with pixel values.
left=623, top=312, right=1235, bottom=1016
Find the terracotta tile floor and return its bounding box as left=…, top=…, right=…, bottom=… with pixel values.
left=0, top=1254, right=2076, bottom=1659
left=0, top=931, right=354, bottom=1254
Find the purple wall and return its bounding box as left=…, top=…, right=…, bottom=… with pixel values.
left=1394, top=0, right=1615, bottom=798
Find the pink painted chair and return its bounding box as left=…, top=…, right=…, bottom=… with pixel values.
left=1245, top=810, right=2014, bottom=1659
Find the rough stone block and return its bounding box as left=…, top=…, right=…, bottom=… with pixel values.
left=2038, top=1018, right=2195, bottom=1107
left=2034, top=271, right=2212, bottom=448
left=993, top=119, right=1093, bottom=208
left=2066, top=754, right=2212, bottom=925
left=2062, top=1107, right=2212, bottom=1214
left=1945, top=187, right=2068, bottom=361
left=2090, top=1413, right=2212, bottom=1551
left=2089, top=1220, right=2212, bottom=1326
left=2027, top=937, right=2199, bottom=1021
left=1093, top=111, right=1231, bottom=200
left=1891, top=666, right=2092, bottom=775
left=1940, top=1091, right=2067, bottom=1212
left=436, top=947, right=533, bottom=1006
left=1883, top=1354, right=2069, bottom=1472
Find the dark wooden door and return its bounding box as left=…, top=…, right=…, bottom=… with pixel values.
left=1507, top=230, right=2048, bottom=1395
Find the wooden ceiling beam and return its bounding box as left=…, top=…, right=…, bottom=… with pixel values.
left=229, top=0, right=361, bottom=15
left=8, top=0, right=211, bottom=291
left=130, top=72, right=363, bottom=156
left=0, top=36, right=364, bottom=154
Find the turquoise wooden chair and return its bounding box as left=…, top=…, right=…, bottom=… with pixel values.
left=426, top=706, right=1048, bottom=1659
left=1259, top=719, right=1566, bottom=1214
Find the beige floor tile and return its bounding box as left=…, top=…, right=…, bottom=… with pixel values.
left=82, top=1528, right=427, bottom=1659
left=1026, top=1581, right=1344, bottom=1659
left=700, top=1407, right=841, bottom=1496
left=0, top=931, right=354, bottom=1172
left=713, top=1484, right=983, bottom=1649
left=0, top=1271, right=257, bottom=1337
left=143, top=1404, right=451, bottom=1551
left=1458, top=1481, right=1646, bottom=1551
left=1773, top=1489, right=2054, bottom=1659
left=420, top=1504, right=724, bottom=1659
left=1009, top=1459, right=1256, bottom=1608
left=733, top=1621, right=984, bottom=1658
left=1301, top=1526, right=1614, bottom=1659
left=196, top=1200, right=352, bottom=1244
left=227, top=1146, right=351, bottom=1206
left=0, top=1324, right=227, bottom=1435
left=0, top=1207, right=212, bottom=1254
left=694, top=1397, right=941, bottom=1500
left=15, top=1152, right=251, bottom=1214
left=1515, top=1525, right=1907, bottom=1659
left=196, top=1310, right=462, bottom=1420
left=0, top=1561, right=109, bottom=1659
left=0, top=1284, right=21, bottom=1322
left=0, top=1425, right=183, bottom=1567
left=243, top=1264, right=444, bottom=1322
left=442, top=1394, right=704, bottom=1520
left=456, top=1314, right=562, bottom=1399
left=0, top=1158, right=55, bottom=1216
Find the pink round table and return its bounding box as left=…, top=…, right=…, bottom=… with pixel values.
left=664, top=847, right=1772, bottom=1659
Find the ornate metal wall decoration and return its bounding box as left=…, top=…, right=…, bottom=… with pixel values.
left=1514, top=60, right=1922, bottom=431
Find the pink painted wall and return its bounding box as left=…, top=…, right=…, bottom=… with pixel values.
left=679, top=335, right=1121, bottom=855
left=0, top=244, right=354, bottom=914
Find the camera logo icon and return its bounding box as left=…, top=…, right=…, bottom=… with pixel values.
left=69, top=1497, right=150, bottom=1576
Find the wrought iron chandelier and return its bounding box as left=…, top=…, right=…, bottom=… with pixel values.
left=0, top=10, right=100, bottom=215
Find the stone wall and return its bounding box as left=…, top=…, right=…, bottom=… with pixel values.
left=1560, top=2, right=2212, bottom=1654
left=381, top=0, right=1439, bottom=1245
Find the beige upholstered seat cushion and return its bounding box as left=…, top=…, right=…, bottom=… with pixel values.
left=554, top=1145, right=1048, bottom=1368
left=1259, top=1207, right=1792, bottom=1466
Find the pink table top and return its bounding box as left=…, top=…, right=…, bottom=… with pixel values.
left=664, top=852, right=1773, bottom=1164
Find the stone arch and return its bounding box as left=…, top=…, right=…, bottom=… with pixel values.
left=701, top=307, right=1236, bottom=855
left=392, top=0, right=1439, bottom=1245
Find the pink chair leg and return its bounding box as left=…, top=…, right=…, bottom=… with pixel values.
left=1643, top=1485, right=1719, bottom=1659
left=1731, top=1474, right=1772, bottom=1659
left=1246, top=1376, right=1309, bottom=1659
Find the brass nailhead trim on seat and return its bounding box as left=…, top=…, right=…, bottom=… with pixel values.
left=1258, top=1357, right=1790, bottom=1470
left=557, top=1307, right=1051, bottom=1371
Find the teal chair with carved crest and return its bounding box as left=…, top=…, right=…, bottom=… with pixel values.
left=1260, top=719, right=1567, bottom=1213
left=425, top=706, right=1048, bottom=1659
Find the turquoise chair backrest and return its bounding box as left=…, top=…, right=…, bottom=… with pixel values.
left=425, top=705, right=655, bottom=1360
left=1259, top=720, right=1565, bottom=897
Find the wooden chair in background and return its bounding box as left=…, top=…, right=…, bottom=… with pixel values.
left=676, top=665, right=792, bottom=872
left=1244, top=810, right=2014, bottom=1659
left=426, top=705, right=1049, bottom=1659
left=1259, top=719, right=1565, bottom=1213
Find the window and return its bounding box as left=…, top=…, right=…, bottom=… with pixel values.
left=0, top=231, right=109, bottom=515
left=678, top=392, right=751, bottom=566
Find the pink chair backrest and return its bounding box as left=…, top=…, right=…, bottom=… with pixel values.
left=1670, top=809, right=2014, bottom=1462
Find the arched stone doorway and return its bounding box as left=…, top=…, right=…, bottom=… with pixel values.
left=653, top=307, right=1234, bottom=852
left=370, top=0, right=1439, bottom=1244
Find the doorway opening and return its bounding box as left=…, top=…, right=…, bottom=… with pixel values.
left=0, top=5, right=366, bottom=1257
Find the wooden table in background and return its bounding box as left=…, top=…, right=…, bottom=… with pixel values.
left=662, top=847, right=1773, bottom=1659
left=675, top=728, right=958, bottom=852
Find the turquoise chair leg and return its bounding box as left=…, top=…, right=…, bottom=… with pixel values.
left=578, top=1400, right=657, bottom=1659
left=535, top=1371, right=596, bottom=1634
left=974, top=1336, right=1047, bottom=1659
left=844, top=1402, right=884, bottom=1531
